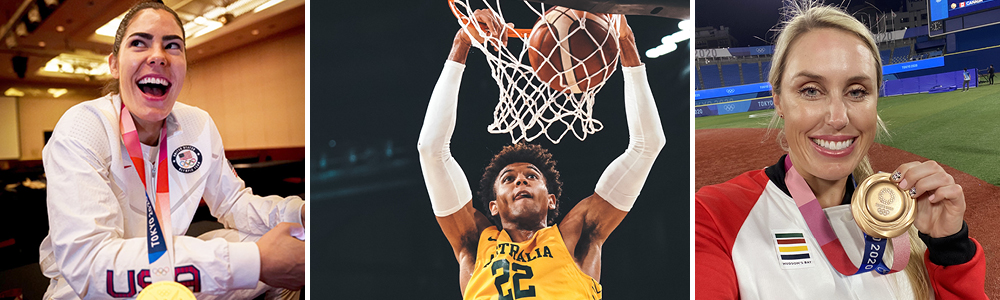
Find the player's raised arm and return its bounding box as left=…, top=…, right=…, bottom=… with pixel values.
left=560, top=16, right=665, bottom=264
left=594, top=16, right=665, bottom=210
left=417, top=8, right=506, bottom=291
left=416, top=51, right=483, bottom=251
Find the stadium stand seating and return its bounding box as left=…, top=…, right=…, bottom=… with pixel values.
left=742, top=62, right=761, bottom=83
left=761, top=61, right=772, bottom=82
left=891, top=46, right=911, bottom=64
left=721, top=64, right=741, bottom=86
left=701, top=65, right=722, bottom=89
left=696, top=67, right=702, bottom=89
left=879, top=49, right=892, bottom=64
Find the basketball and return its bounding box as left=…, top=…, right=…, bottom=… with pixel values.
left=528, top=6, right=618, bottom=94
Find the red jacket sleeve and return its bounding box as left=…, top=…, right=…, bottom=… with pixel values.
left=695, top=170, right=770, bottom=300
left=925, top=238, right=987, bottom=299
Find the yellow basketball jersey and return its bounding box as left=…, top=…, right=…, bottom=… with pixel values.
left=463, top=225, right=602, bottom=300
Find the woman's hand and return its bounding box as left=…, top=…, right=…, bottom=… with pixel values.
left=257, top=222, right=306, bottom=290
left=893, top=161, right=965, bottom=238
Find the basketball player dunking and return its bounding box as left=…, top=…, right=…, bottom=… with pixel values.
left=418, top=9, right=665, bottom=299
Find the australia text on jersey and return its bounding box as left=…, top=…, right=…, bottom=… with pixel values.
left=481, top=243, right=554, bottom=269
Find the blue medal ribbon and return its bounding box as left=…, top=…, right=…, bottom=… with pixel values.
left=856, top=234, right=892, bottom=275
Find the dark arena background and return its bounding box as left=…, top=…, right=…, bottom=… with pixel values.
left=696, top=0, right=1000, bottom=296
left=313, top=0, right=690, bottom=298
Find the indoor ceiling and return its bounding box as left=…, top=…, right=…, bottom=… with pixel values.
left=0, top=0, right=305, bottom=98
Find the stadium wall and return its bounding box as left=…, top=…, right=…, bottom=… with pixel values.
left=896, top=23, right=1000, bottom=78
left=695, top=98, right=774, bottom=117
left=883, top=69, right=974, bottom=96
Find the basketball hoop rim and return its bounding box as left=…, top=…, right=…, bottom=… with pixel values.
left=448, top=0, right=532, bottom=38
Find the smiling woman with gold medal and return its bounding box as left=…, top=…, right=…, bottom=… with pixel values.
left=695, top=2, right=986, bottom=299
left=38, top=1, right=304, bottom=299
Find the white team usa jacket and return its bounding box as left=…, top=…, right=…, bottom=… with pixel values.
left=39, top=94, right=304, bottom=299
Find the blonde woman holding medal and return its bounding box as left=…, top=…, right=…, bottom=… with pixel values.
left=38, top=1, right=304, bottom=299
left=695, top=3, right=986, bottom=299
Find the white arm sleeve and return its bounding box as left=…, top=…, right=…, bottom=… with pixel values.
left=417, top=60, right=473, bottom=217
left=594, top=65, right=666, bottom=211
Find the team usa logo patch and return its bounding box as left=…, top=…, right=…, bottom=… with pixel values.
left=171, top=145, right=202, bottom=173
left=772, top=231, right=813, bottom=269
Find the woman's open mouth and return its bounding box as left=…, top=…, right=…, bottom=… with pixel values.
left=137, top=76, right=171, bottom=98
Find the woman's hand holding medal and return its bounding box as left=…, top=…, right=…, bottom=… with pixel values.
left=893, top=161, right=966, bottom=238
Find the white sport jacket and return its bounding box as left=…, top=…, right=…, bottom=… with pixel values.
left=39, top=94, right=304, bottom=299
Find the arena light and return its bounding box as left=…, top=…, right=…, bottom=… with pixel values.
left=646, top=19, right=692, bottom=59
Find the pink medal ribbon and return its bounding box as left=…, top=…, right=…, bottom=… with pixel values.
left=120, top=102, right=175, bottom=283
left=783, top=155, right=909, bottom=276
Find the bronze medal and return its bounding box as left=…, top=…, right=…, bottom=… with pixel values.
left=136, top=281, right=196, bottom=300
left=851, top=173, right=914, bottom=238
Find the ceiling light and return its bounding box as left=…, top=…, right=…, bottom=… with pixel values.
left=27, top=6, right=41, bottom=23
left=42, top=53, right=111, bottom=77
left=190, top=21, right=223, bottom=38
left=93, top=0, right=290, bottom=41
left=182, top=21, right=199, bottom=35
left=4, top=88, right=24, bottom=97
left=47, top=88, right=68, bottom=98
left=226, top=0, right=259, bottom=16
left=56, top=25, right=64, bottom=32
left=4, top=36, right=16, bottom=48
left=204, top=7, right=228, bottom=20
left=218, top=13, right=235, bottom=25
left=253, top=0, right=285, bottom=13
left=193, top=16, right=210, bottom=25
left=95, top=17, right=122, bottom=37
left=15, top=23, right=28, bottom=37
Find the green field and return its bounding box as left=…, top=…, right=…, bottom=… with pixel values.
left=696, top=85, right=1000, bottom=185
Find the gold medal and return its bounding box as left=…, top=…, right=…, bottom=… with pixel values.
left=851, top=173, right=915, bottom=238
left=136, top=281, right=196, bottom=300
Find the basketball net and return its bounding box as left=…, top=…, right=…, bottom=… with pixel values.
left=451, top=0, right=621, bottom=143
